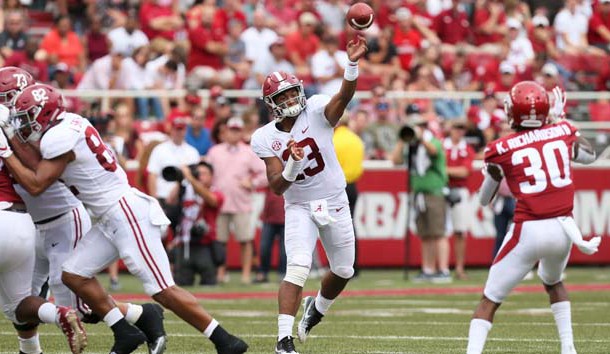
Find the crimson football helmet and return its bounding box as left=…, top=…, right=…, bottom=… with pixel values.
left=13, top=84, right=65, bottom=142
left=504, top=81, right=550, bottom=129
left=0, top=66, right=34, bottom=107
left=262, top=71, right=306, bottom=122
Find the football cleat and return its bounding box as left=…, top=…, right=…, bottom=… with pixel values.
left=215, top=334, right=249, bottom=354
left=134, top=303, right=167, bottom=354
left=109, top=322, right=147, bottom=354
left=297, top=296, right=323, bottom=343
left=275, top=336, right=299, bottom=354
left=56, top=306, right=87, bottom=354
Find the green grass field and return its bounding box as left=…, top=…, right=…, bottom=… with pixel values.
left=1, top=268, right=609, bottom=354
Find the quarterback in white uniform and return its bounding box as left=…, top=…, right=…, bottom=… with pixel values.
left=250, top=35, right=368, bottom=354
left=0, top=83, right=248, bottom=354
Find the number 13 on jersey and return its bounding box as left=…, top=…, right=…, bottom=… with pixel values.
left=281, top=137, right=325, bottom=181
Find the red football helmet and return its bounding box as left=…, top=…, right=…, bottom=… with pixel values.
left=504, top=81, right=550, bottom=129
left=13, top=84, right=65, bottom=142
left=0, top=66, right=34, bottom=107
left=262, top=71, right=306, bottom=122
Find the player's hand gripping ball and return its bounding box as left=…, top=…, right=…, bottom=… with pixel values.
left=346, top=2, right=375, bottom=30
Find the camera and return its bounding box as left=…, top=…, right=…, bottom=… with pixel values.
left=162, top=165, right=199, bottom=182
left=399, top=124, right=417, bottom=143
left=190, top=219, right=210, bottom=241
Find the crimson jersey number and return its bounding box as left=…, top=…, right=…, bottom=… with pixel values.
left=511, top=140, right=572, bottom=194
left=281, top=137, right=325, bottom=181
left=85, top=126, right=117, bottom=172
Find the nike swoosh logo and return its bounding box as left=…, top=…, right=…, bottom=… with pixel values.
left=51, top=242, right=59, bottom=247
left=302, top=126, right=309, bottom=134
left=335, top=207, right=344, bottom=212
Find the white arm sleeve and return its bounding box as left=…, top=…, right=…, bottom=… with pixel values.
left=479, top=172, right=501, bottom=206
left=573, top=144, right=596, bottom=164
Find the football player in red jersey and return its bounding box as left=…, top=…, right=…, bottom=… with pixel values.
left=467, top=82, right=601, bottom=354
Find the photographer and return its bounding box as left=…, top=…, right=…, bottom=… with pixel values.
left=443, top=120, right=475, bottom=280
left=165, top=162, right=224, bottom=286
left=391, top=113, right=450, bottom=283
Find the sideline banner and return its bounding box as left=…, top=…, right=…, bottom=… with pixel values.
left=127, top=166, right=610, bottom=268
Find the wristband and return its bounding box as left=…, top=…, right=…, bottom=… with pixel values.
left=281, top=155, right=304, bottom=182
left=0, top=147, right=13, bottom=159
left=343, top=60, right=359, bottom=81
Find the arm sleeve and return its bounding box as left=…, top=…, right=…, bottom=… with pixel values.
left=40, top=127, right=80, bottom=159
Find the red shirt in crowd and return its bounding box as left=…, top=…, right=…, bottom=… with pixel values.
left=140, top=2, right=178, bottom=41
left=434, top=8, right=470, bottom=44
left=393, top=26, right=422, bottom=70
left=588, top=8, right=610, bottom=45
left=284, top=31, right=319, bottom=64
left=214, top=8, right=247, bottom=36
left=195, top=190, right=224, bottom=246
left=39, top=29, right=83, bottom=69
left=472, top=9, right=506, bottom=46
left=260, top=189, right=285, bottom=225
left=4, top=52, right=49, bottom=82
left=444, top=138, right=475, bottom=188
left=187, top=25, right=225, bottom=70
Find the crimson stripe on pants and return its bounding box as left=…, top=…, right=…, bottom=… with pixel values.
left=72, top=209, right=79, bottom=249
left=118, top=198, right=168, bottom=289
left=492, top=222, right=523, bottom=265
left=75, top=207, right=83, bottom=241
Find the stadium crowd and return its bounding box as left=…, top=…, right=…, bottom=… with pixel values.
left=1, top=0, right=608, bottom=285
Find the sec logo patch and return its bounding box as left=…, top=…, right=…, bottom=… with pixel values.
left=272, top=140, right=282, bottom=151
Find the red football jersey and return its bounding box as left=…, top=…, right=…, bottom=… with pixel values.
left=484, top=121, right=578, bottom=222
left=0, top=163, right=23, bottom=204
left=444, top=138, right=475, bottom=188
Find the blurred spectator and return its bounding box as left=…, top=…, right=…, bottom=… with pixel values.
left=490, top=61, right=518, bottom=91
left=202, top=85, right=224, bottom=129
left=0, top=9, right=27, bottom=61
left=408, top=65, right=441, bottom=91
left=433, top=0, right=471, bottom=52
left=467, top=88, right=505, bottom=144
left=317, top=0, right=349, bottom=35
left=40, top=15, right=85, bottom=72
left=240, top=9, right=278, bottom=63
left=147, top=117, right=200, bottom=234
left=391, top=117, right=450, bottom=283
left=472, top=0, right=507, bottom=54
left=51, top=63, right=82, bottom=113
left=126, top=45, right=165, bottom=120
left=359, top=85, right=399, bottom=123
left=376, top=0, right=404, bottom=28
left=170, top=162, right=224, bottom=286
left=166, top=91, right=201, bottom=131
left=554, top=0, right=605, bottom=55
left=393, top=8, right=424, bottom=71
left=4, top=38, right=48, bottom=82
left=77, top=47, right=133, bottom=90
left=362, top=27, right=405, bottom=87
left=214, top=0, right=247, bottom=36
left=240, top=107, right=259, bottom=143
left=139, top=0, right=184, bottom=41
left=265, top=0, right=298, bottom=27
left=254, top=188, right=286, bottom=284
left=225, top=19, right=250, bottom=85
left=245, top=37, right=294, bottom=90
left=443, top=120, right=475, bottom=280
left=84, top=0, right=129, bottom=29
left=334, top=112, right=365, bottom=276
left=285, top=12, right=320, bottom=77
left=185, top=106, right=213, bottom=156
left=146, top=56, right=185, bottom=117
left=448, top=49, right=481, bottom=91
left=503, top=18, right=534, bottom=73
left=83, top=15, right=110, bottom=63
left=528, top=14, right=560, bottom=60
left=187, top=6, right=234, bottom=89
left=206, top=117, right=267, bottom=284
left=351, top=109, right=375, bottom=159
left=108, top=104, right=144, bottom=165
left=311, top=33, right=348, bottom=96
left=588, top=0, right=610, bottom=51
left=366, top=98, right=399, bottom=160
left=537, top=62, right=564, bottom=90
left=108, top=11, right=150, bottom=57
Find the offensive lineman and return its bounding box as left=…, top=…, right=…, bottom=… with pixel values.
left=250, top=35, right=368, bottom=354
left=0, top=67, right=167, bottom=354
left=467, top=82, right=601, bottom=354
left=0, top=84, right=248, bottom=354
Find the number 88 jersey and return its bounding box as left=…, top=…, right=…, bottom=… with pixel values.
left=484, top=121, right=579, bottom=222
left=251, top=95, right=346, bottom=205
left=40, top=112, right=131, bottom=217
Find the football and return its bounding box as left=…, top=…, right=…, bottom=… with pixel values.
left=346, top=2, right=375, bottom=31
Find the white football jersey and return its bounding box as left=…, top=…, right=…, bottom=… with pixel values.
left=14, top=182, right=81, bottom=223
left=251, top=95, right=346, bottom=205
left=40, top=113, right=131, bottom=217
